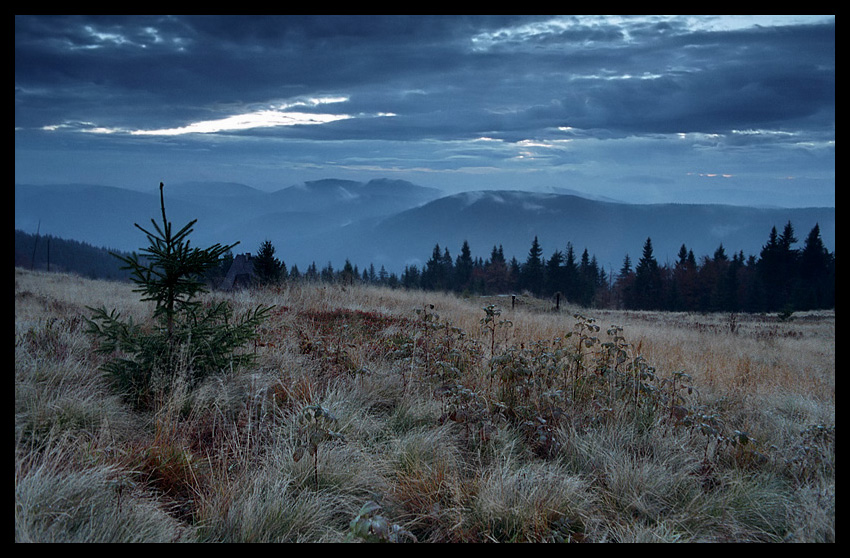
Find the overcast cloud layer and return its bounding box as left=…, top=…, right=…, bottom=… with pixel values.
left=15, top=15, right=835, bottom=207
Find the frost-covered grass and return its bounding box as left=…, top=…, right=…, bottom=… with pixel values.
left=15, top=267, right=834, bottom=542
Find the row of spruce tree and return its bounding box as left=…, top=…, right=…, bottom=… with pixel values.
left=246, top=221, right=833, bottom=314
left=16, top=229, right=138, bottom=281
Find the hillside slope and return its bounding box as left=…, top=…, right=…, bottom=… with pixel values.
left=15, top=181, right=834, bottom=273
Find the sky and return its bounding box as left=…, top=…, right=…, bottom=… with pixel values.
left=15, top=15, right=835, bottom=207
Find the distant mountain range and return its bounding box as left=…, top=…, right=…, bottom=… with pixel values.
left=15, top=180, right=835, bottom=275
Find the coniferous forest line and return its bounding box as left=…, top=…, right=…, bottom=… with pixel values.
left=221, top=219, right=837, bottom=315
left=15, top=229, right=136, bottom=281
left=18, top=219, right=834, bottom=315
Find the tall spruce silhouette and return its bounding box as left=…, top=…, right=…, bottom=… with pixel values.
left=253, top=239, right=285, bottom=286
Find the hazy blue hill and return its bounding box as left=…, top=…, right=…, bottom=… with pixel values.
left=268, top=179, right=366, bottom=212
left=352, top=190, right=835, bottom=273
left=216, top=210, right=332, bottom=259
left=267, top=178, right=442, bottom=220
left=167, top=181, right=264, bottom=198
left=15, top=228, right=133, bottom=280
left=14, top=183, right=214, bottom=253
left=297, top=178, right=364, bottom=191
left=13, top=179, right=443, bottom=258
left=361, top=178, right=443, bottom=199
left=14, top=181, right=834, bottom=276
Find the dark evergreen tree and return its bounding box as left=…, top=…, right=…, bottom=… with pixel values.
left=110, top=183, right=237, bottom=336
left=469, top=256, right=487, bottom=294
left=595, top=259, right=613, bottom=307
left=341, top=259, right=356, bottom=285
left=778, top=221, right=800, bottom=309
left=756, top=226, right=782, bottom=310
left=441, top=246, right=454, bottom=290
left=797, top=223, right=834, bottom=309
left=508, top=257, right=522, bottom=293
left=779, top=221, right=799, bottom=252
left=671, top=244, right=696, bottom=311
left=630, top=238, right=663, bottom=310
left=402, top=264, right=421, bottom=289
left=614, top=253, right=634, bottom=309
left=85, top=182, right=271, bottom=408
left=305, top=262, right=319, bottom=282
left=422, top=243, right=450, bottom=291
left=703, top=244, right=730, bottom=312
left=484, top=245, right=510, bottom=293
left=757, top=223, right=800, bottom=311
left=454, top=240, right=474, bottom=292
left=545, top=249, right=563, bottom=297
left=521, top=236, right=545, bottom=296
left=685, top=247, right=698, bottom=309
left=562, top=243, right=579, bottom=304
left=253, top=240, right=284, bottom=286
left=289, top=264, right=301, bottom=281
left=723, top=251, right=744, bottom=312
left=577, top=248, right=597, bottom=307
left=588, top=254, right=602, bottom=306
left=321, top=261, right=335, bottom=282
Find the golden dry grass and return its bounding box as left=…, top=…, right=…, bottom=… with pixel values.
left=15, top=268, right=835, bottom=542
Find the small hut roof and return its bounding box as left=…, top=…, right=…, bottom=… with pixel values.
left=219, top=253, right=254, bottom=290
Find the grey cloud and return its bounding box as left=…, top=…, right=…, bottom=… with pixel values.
left=15, top=15, right=834, bottom=207
left=16, top=15, right=834, bottom=140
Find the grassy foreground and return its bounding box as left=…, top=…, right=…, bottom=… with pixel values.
left=15, top=267, right=834, bottom=542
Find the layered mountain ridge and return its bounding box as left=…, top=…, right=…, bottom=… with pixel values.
left=15, top=180, right=835, bottom=274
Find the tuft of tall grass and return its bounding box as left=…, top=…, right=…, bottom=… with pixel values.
left=195, top=418, right=387, bottom=542
left=385, top=425, right=467, bottom=542
left=466, top=457, right=594, bottom=542
left=195, top=467, right=349, bottom=542
left=15, top=439, right=191, bottom=542
left=16, top=337, right=134, bottom=453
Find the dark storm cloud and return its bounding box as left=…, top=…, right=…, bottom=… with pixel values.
left=15, top=15, right=834, bottom=139
left=15, top=15, right=540, bottom=129
left=15, top=15, right=834, bottom=206
left=479, top=20, right=835, bottom=140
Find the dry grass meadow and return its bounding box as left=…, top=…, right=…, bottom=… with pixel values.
left=15, top=267, right=834, bottom=542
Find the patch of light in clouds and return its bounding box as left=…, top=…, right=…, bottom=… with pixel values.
left=129, top=110, right=353, bottom=136
left=40, top=95, right=395, bottom=137
left=132, top=94, right=358, bottom=136
left=275, top=96, right=351, bottom=110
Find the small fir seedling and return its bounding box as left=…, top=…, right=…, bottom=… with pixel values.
left=86, top=182, right=272, bottom=408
